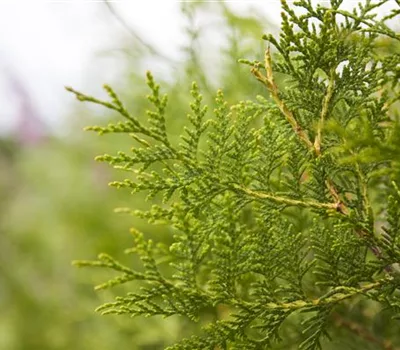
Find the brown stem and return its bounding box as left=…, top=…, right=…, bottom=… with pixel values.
left=103, top=1, right=174, bottom=63
left=332, top=312, right=398, bottom=350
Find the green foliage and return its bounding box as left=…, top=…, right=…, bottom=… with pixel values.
left=69, top=1, right=400, bottom=349
left=0, top=4, right=268, bottom=349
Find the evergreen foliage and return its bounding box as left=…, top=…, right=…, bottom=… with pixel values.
left=68, top=1, right=400, bottom=348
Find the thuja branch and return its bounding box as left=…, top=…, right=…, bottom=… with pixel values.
left=250, top=50, right=344, bottom=209
left=250, top=49, right=394, bottom=272
left=68, top=1, right=400, bottom=349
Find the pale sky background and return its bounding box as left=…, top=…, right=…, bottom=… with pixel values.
left=0, top=1, right=396, bottom=136
left=0, top=1, right=282, bottom=136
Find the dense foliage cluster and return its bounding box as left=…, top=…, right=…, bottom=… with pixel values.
left=69, top=1, right=400, bottom=349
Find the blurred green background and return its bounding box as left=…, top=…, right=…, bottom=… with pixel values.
left=0, top=3, right=271, bottom=349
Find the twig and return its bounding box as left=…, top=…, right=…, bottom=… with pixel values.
left=314, top=69, right=335, bottom=156
left=251, top=48, right=314, bottom=150
left=332, top=312, right=399, bottom=350
left=103, top=1, right=174, bottom=63
left=263, top=277, right=392, bottom=311
left=232, top=184, right=339, bottom=211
